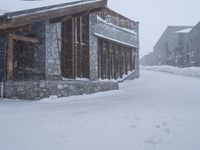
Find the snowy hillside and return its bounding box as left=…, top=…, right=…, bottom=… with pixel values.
left=141, top=65, right=200, bottom=78
left=1, top=69, right=200, bottom=150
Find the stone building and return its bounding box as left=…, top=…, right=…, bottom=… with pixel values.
left=140, top=52, right=156, bottom=66
left=141, top=26, right=193, bottom=67
left=0, top=0, right=139, bottom=100
left=186, top=22, right=200, bottom=67
left=141, top=22, right=200, bottom=68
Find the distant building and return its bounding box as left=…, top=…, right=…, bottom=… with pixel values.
left=187, top=22, right=200, bottom=67
left=140, top=52, right=156, bottom=66
left=141, top=22, right=200, bottom=67
left=153, top=26, right=193, bottom=67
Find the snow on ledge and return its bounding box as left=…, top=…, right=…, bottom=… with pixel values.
left=99, top=70, right=135, bottom=82
left=97, top=15, right=137, bottom=35
left=175, top=28, right=193, bottom=33
left=94, top=32, right=137, bottom=48
left=62, top=77, right=89, bottom=81
left=141, top=65, right=200, bottom=78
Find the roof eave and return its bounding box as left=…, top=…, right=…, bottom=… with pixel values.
left=0, top=0, right=107, bottom=30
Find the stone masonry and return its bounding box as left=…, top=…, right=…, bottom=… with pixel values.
left=4, top=80, right=119, bottom=100
left=89, top=13, right=99, bottom=81
left=45, top=21, right=62, bottom=80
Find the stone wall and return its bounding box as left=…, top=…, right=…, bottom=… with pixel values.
left=45, top=21, right=62, bottom=79
left=188, top=22, right=200, bottom=67
left=4, top=80, right=119, bottom=100
left=134, top=22, right=140, bottom=78
left=89, top=13, right=99, bottom=81
left=95, top=15, right=137, bottom=47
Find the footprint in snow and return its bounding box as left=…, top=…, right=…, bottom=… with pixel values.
left=130, top=125, right=139, bottom=128
left=162, top=121, right=168, bottom=126
left=145, top=136, right=162, bottom=145
left=134, top=117, right=140, bottom=121
left=155, top=125, right=161, bottom=128
left=165, top=128, right=171, bottom=134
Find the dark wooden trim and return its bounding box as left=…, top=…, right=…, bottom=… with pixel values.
left=49, top=15, right=72, bottom=24
left=13, top=34, right=40, bottom=43
left=71, top=17, right=76, bottom=79
left=0, top=24, right=32, bottom=34
left=7, top=33, right=14, bottom=80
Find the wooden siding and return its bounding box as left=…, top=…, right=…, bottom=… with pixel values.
left=97, top=38, right=135, bottom=79
left=61, top=14, right=90, bottom=79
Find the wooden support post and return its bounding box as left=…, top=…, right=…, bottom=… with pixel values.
left=100, top=40, right=104, bottom=79
left=97, top=39, right=102, bottom=79
left=79, top=16, right=83, bottom=78
left=102, top=40, right=106, bottom=79
left=74, top=17, right=78, bottom=78
left=7, top=33, right=14, bottom=80
left=107, top=42, right=111, bottom=79
left=119, top=46, right=123, bottom=78
left=113, top=43, right=117, bottom=79
left=71, top=17, right=76, bottom=79
left=115, top=45, right=119, bottom=79
left=61, top=21, right=67, bottom=77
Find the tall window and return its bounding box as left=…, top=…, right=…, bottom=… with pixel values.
left=61, top=15, right=89, bottom=79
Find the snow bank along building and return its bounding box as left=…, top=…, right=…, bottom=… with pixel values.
left=0, top=0, right=139, bottom=100
left=141, top=22, right=200, bottom=67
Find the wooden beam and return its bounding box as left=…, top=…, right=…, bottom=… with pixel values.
left=50, top=15, right=72, bottom=24
left=12, top=34, right=39, bottom=43
left=7, top=33, right=14, bottom=80
left=0, top=24, right=32, bottom=34
left=6, top=33, right=39, bottom=80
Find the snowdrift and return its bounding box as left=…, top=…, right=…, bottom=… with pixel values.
left=141, top=65, right=200, bottom=78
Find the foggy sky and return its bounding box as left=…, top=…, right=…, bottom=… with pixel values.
left=1, top=0, right=200, bottom=58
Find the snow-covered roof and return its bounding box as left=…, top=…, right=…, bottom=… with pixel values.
left=0, top=0, right=106, bottom=30
left=0, top=0, right=79, bottom=15
left=175, top=28, right=193, bottom=33
left=0, top=0, right=103, bottom=18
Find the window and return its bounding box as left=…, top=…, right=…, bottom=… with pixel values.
left=14, top=41, right=34, bottom=73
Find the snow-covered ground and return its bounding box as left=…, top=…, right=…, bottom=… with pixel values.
left=142, top=65, right=200, bottom=78
left=1, top=69, right=200, bottom=150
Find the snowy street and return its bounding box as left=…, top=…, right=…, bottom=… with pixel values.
left=0, top=69, right=200, bottom=150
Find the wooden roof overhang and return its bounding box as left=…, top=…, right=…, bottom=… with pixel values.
left=0, top=0, right=107, bottom=31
